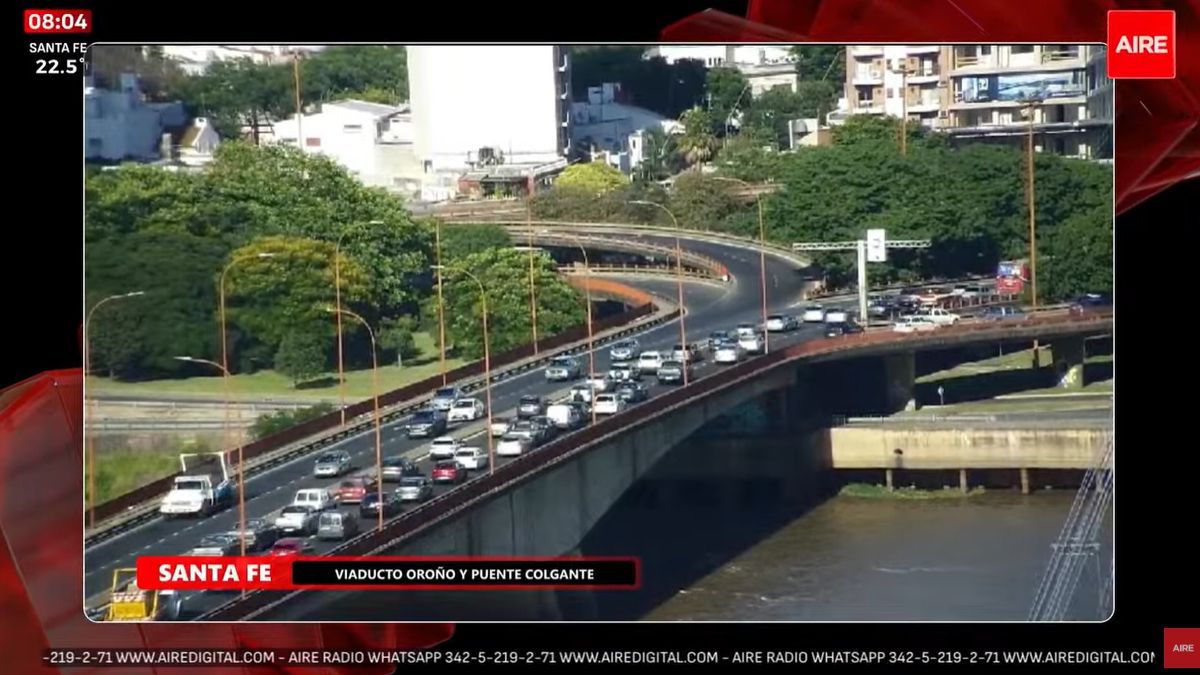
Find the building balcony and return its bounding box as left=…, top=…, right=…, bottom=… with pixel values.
left=851, top=46, right=884, bottom=57
left=852, top=101, right=885, bottom=114
left=905, top=45, right=941, bottom=54
left=1041, top=48, right=1082, bottom=64
left=951, top=55, right=998, bottom=71
left=907, top=69, right=941, bottom=83
left=852, top=70, right=884, bottom=84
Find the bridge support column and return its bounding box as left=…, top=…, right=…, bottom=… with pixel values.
left=885, top=468, right=894, bottom=491
left=884, top=352, right=918, bottom=413
left=1050, top=336, right=1086, bottom=390
left=1020, top=467, right=1031, bottom=495
left=959, top=468, right=969, bottom=494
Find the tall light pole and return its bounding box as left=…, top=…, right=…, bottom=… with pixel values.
left=1021, top=96, right=1043, bottom=365
left=292, top=50, right=304, bottom=153
left=433, top=219, right=448, bottom=385
left=710, top=176, right=771, bottom=354
left=526, top=199, right=539, bottom=354
left=172, top=356, right=248, bottom=566
left=890, top=58, right=914, bottom=157
left=433, top=265, right=495, bottom=474
left=333, top=220, right=383, bottom=428
left=544, top=230, right=597, bottom=424
left=84, top=291, right=145, bottom=529
left=629, top=200, right=689, bottom=385
left=324, top=308, right=384, bottom=532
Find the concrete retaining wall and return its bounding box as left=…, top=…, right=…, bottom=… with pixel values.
left=828, top=426, right=1108, bottom=469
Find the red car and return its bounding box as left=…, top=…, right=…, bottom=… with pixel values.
left=268, top=538, right=312, bottom=557
left=431, top=461, right=467, bottom=484
left=335, top=476, right=377, bottom=504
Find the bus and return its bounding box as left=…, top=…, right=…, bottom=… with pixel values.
left=996, top=260, right=1028, bottom=295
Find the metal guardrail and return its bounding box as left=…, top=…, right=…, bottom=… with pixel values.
left=519, top=231, right=731, bottom=279
left=201, top=310, right=1113, bottom=621
left=561, top=263, right=720, bottom=280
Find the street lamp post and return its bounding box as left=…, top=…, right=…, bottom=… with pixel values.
left=549, top=231, right=598, bottom=424
left=526, top=199, right=539, bottom=354
left=84, top=291, right=145, bottom=529
left=1021, top=97, right=1042, bottom=366
left=323, top=308, right=385, bottom=532
left=628, top=200, right=689, bottom=385
left=333, top=220, right=383, bottom=428
left=434, top=219, right=448, bottom=385
left=433, top=265, right=495, bottom=473
left=710, top=176, right=772, bottom=354
left=172, top=356, right=248, bottom=568
left=889, top=60, right=915, bottom=157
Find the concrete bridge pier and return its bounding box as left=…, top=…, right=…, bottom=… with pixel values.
left=1051, top=336, right=1086, bottom=389
left=884, top=351, right=918, bottom=412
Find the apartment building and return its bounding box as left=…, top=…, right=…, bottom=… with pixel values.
left=844, top=45, right=949, bottom=129
left=842, top=44, right=1111, bottom=159
left=944, top=44, right=1106, bottom=159
left=648, top=45, right=799, bottom=96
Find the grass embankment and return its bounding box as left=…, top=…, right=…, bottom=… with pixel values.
left=88, top=332, right=465, bottom=402
left=917, top=347, right=1112, bottom=387
left=87, top=449, right=185, bottom=504
left=839, top=483, right=987, bottom=500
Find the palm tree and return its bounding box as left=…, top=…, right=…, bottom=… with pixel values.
left=677, top=107, right=717, bottom=171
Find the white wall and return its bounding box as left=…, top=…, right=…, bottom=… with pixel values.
left=85, top=77, right=166, bottom=161
left=272, top=107, right=380, bottom=181
left=407, top=46, right=565, bottom=172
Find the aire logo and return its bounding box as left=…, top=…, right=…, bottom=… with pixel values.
left=1107, top=10, right=1175, bottom=79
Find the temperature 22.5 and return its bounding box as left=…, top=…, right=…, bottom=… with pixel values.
left=35, top=57, right=84, bottom=75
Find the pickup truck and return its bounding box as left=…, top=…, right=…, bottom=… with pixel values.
left=159, top=453, right=236, bottom=518
left=913, top=307, right=960, bottom=325
left=159, top=475, right=235, bottom=517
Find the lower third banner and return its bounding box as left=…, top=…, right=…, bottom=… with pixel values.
left=135, top=556, right=640, bottom=591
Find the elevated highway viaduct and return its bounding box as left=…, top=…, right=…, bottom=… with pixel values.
left=200, top=312, right=1111, bottom=622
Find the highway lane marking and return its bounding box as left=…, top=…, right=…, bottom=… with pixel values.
left=85, top=318, right=805, bottom=582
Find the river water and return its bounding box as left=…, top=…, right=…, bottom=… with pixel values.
left=641, top=491, right=1113, bottom=622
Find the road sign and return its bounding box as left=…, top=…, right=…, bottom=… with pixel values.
left=867, top=229, right=887, bottom=262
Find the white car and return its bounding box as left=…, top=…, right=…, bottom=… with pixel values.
left=608, top=364, right=639, bottom=382
left=824, top=310, right=849, bottom=324
left=765, top=314, right=797, bottom=332
left=585, top=373, right=611, bottom=392
left=914, top=307, right=960, bottom=325
left=454, top=446, right=488, bottom=471
left=489, top=417, right=513, bottom=437
left=429, top=436, right=461, bottom=459
left=496, top=433, right=531, bottom=457
left=802, top=306, right=826, bottom=323
left=738, top=334, right=764, bottom=354
left=593, top=393, right=626, bottom=415
left=735, top=323, right=758, bottom=338
left=569, top=383, right=595, bottom=404
left=637, top=351, right=664, bottom=374
left=274, top=505, right=319, bottom=535
left=447, top=398, right=485, bottom=423
left=714, top=342, right=743, bottom=364
left=893, top=316, right=939, bottom=333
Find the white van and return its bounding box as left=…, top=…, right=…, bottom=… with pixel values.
left=824, top=310, right=848, bottom=324
left=546, top=403, right=583, bottom=429
left=291, top=488, right=334, bottom=511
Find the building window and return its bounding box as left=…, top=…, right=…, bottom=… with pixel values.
left=1011, top=45, right=1035, bottom=54
left=280, top=137, right=297, bottom=144
left=423, top=160, right=433, bottom=173
left=305, top=137, right=321, bottom=147
left=343, top=124, right=363, bottom=133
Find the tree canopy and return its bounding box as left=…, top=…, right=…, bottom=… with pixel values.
left=555, top=161, right=630, bottom=194
left=569, top=47, right=707, bottom=119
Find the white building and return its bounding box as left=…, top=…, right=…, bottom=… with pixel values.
left=571, top=83, right=681, bottom=174
left=845, top=45, right=947, bottom=128
left=85, top=74, right=187, bottom=162
left=168, top=116, right=220, bottom=167
left=645, top=45, right=798, bottom=96
left=156, top=45, right=325, bottom=75
left=269, top=99, right=423, bottom=194
left=407, top=45, right=571, bottom=200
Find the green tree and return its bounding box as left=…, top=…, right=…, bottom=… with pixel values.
left=301, top=46, right=408, bottom=105
left=222, top=236, right=370, bottom=362
left=1041, top=203, right=1112, bottom=301
left=633, top=128, right=683, bottom=183
left=714, top=132, right=781, bottom=181
left=85, top=231, right=228, bottom=378
left=705, top=67, right=750, bottom=134
left=677, top=108, right=718, bottom=169
left=275, top=331, right=329, bottom=386
left=555, top=161, right=630, bottom=194
left=89, top=45, right=188, bottom=101
left=790, top=46, right=845, bottom=82
left=669, top=173, right=743, bottom=231
left=569, top=48, right=707, bottom=118
left=438, top=222, right=512, bottom=260
left=379, top=316, right=421, bottom=367
left=173, top=58, right=293, bottom=140
left=440, top=247, right=585, bottom=359
left=742, top=86, right=836, bottom=148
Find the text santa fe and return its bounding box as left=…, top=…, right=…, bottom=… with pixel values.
left=158, top=562, right=272, bottom=583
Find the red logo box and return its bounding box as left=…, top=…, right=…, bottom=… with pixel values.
left=1107, top=10, right=1176, bottom=79
left=1165, top=628, right=1200, bottom=669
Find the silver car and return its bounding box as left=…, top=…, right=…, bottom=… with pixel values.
left=313, top=451, right=351, bottom=478
left=608, top=339, right=640, bottom=362
left=545, top=357, right=581, bottom=382
left=430, top=387, right=461, bottom=412
left=316, top=510, right=360, bottom=541
left=396, top=476, right=434, bottom=502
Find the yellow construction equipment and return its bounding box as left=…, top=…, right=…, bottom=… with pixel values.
left=105, top=568, right=161, bottom=621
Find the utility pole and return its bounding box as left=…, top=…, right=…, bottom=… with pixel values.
left=793, top=232, right=930, bottom=325
left=890, top=57, right=915, bottom=157
left=293, top=49, right=304, bottom=153
left=1021, top=96, right=1042, bottom=365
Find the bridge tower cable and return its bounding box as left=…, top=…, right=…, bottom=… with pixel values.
left=1028, top=432, right=1113, bottom=621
